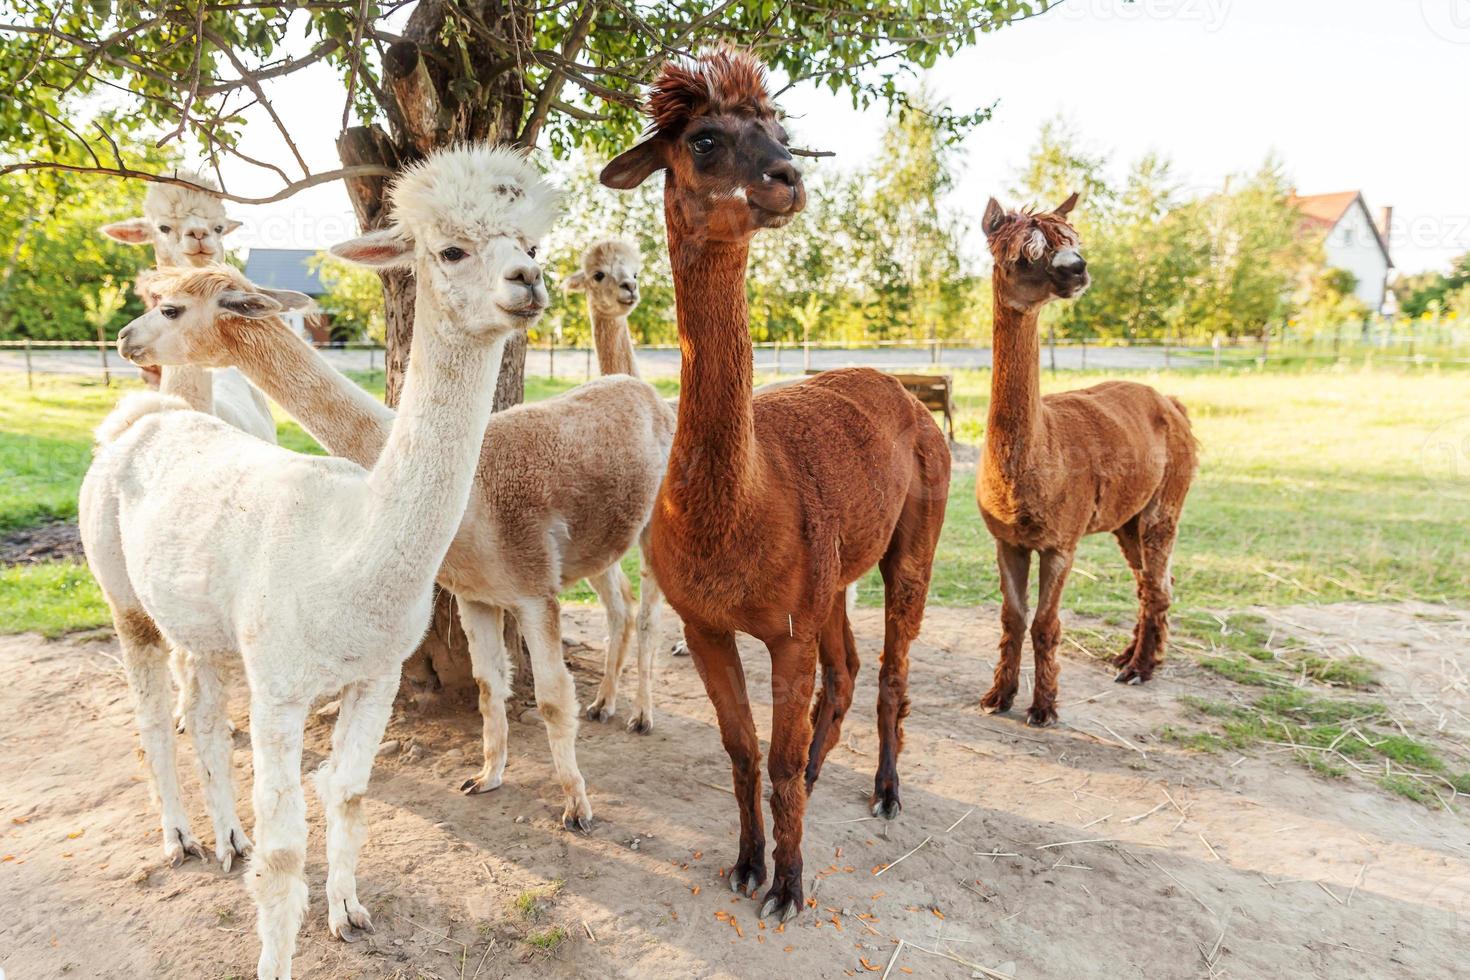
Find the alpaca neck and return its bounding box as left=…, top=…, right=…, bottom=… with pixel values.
left=158, top=365, right=214, bottom=413
left=985, top=295, right=1045, bottom=482
left=591, top=307, right=639, bottom=378
left=664, top=208, right=758, bottom=526
left=359, top=284, right=507, bottom=582
left=220, top=318, right=396, bottom=469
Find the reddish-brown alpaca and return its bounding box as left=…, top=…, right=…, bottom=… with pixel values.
left=977, top=195, right=1197, bottom=726
left=602, top=50, right=950, bottom=922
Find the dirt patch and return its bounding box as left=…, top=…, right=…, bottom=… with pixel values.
left=1, top=603, right=1467, bottom=978
left=1, top=520, right=84, bottom=565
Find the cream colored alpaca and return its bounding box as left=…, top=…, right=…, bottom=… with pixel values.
left=86, top=144, right=554, bottom=980
left=101, top=169, right=275, bottom=442
left=124, top=238, right=674, bottom=832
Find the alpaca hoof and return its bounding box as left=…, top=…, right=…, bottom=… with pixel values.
left=1114, top=667, right=1147, bottom=685
left=217, top=827, right=253, bottom=873
left=626, top=712, right=652, bottom=735
left=671, top=641, right=690, bottom=657
left=460, top=771, right=503, bottom=795
left=1025, top=706, right=1058, bottom=727
left=175, top=717, right=187, bottom=735
left=978, top=689, right=1014, bottom=715
left=563, top=813, right=594, bottom=834
left=330, top=901, right=375, bottom=943
left=728, top=857, right=766, bottom=897
left=869, top=787, right=902, bottom=820
left=165, top=827, right=206, bottom=867
left=758, top=880, right=803, bottom=922
left=585, top=700, right=614, bottom=723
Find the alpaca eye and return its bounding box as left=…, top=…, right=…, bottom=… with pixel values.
left=440, top=246, right=466, bottom=262
left=158, top=225, right=172, bottom=234
left=594, top=271, right=606, bottom=282
left=527, top=246, right=537, bottom=259
left=214, top=225, right=223, bottom=233
left=691, top=136, right=716, bottom=154
left=161, top=306, right=182, bottom=320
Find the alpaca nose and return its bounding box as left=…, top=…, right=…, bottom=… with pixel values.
left=505, top=262, right=542, bottom=287
left=620, top=279, right=637, bottom=294
left=763, top=158, right=801, bottom=188
left=1053, top=250, right=1087, bottom=275
left=186, top=226, right=209, bottom=240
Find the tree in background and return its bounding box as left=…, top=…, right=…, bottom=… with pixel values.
left=1295, top=266, right=1367, bottom=341
left=1394, top=252, right=1470, bottom=319
left=309, top=251, right=387, bottom=343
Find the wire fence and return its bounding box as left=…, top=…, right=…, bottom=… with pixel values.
left=3, top=320, right=1467, bottom=388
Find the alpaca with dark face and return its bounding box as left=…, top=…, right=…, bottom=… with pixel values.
left=978, top=195, right=1198, bottom=725
left=602, top=48, right=951, bottom=923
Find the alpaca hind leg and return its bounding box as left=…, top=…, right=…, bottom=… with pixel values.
left=1117, top=514, right=1180, bottom=684
left=117, top=610, right=204, bottom=867
left=684, top=624, right=764, bottom=897
left=585, top=564, right=636, bottom=724
left=1111, top=518, right=1147, bottom=668
left=1027, top=549, right=1074, bottom=726
left=315, top=673, right=396, bottom=942
left=873, top=485, right=945, bottom=819
left=805, top=594, right=857, bottom=791
left=760, top=634, right=817, bottom=922
left=183, top=651, right=251, bottom=870
left=518, top=597, right=593, bottom=831
left=628, top=552, right=665, bottom=734
left=246, top=699, right=309, bottom=980
left=170, top=646, right=190, bottom=734
left=458, top=600, right=509, bottom=794
left=981, top=542, right=1031, bottom=715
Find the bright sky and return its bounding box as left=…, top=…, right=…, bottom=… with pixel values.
left=224, top=0, right=1470, bottom=274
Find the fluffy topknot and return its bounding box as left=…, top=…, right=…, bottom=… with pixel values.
left=645, top=46, right=774, bottom=134
left=388, top=144, right=561, bottom=244
left=144, top=263, right=254, bottom=301
left=988, top=207, right=1081, bottom=265
left=580, top=238, right=639, bottom=273
left=142, top=168, right=228, bottom=221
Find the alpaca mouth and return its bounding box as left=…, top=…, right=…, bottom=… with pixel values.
left=498, top=302, right=545, bottom=320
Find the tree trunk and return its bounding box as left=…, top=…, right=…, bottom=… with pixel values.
left=335, top=0, right=536, bottom=706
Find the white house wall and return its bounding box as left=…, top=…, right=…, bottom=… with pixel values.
left=1323, top=201, right=1389, bottom=312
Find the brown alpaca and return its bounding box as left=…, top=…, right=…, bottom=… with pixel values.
left=977, top=195, right=1197, bottom=726
left=602, top=49, right=951, bottom=922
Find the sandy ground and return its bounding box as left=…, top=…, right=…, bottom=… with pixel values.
left=2, top=602, right=1468, bottom=980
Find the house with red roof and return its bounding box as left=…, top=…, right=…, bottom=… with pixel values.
left=1289, top=191, right=1394, bottom=313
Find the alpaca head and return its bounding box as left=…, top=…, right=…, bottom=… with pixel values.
left=601, top=47, right=805, bottom=243
left=331, top=144, right=557, bottom=342
left=101, top=170, right=242, bottom=268
left=565, top=239, right=641, bottom=317
left=983, top=194, right=1089, bottom=313
left=117, top=265, right=312, bottom=369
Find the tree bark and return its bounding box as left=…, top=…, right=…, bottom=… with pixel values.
left=336, top=0, right=535, bottom=705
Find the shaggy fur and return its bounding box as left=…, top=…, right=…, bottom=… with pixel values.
left=601, top=49, right=951, bottom=924
left=89, top=143, right=552, bottom=979
left=128, top=182, right=674, bottom=840
left=976, top=196, right=1198, bottom=726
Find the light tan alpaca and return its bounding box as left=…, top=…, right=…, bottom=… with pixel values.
left=564, top=238, right=643, bottom=378
left=131, top=257, right=675, bottom=829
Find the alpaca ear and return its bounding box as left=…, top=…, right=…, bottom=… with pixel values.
left=101, top=218, right=153, bottom=245
left=1055, top=191, right=1080, bottom=217
left=564, top=271, right=588, bottom=292
left=982, top=198, right=1008, bottom=237
left=218, top=290, right=284, bottom=319
left=330, top=228, right=414, bottom=268
left=601, top=139, right=665, bottom=190
left=219, top=218, right=243, bottom=237
left=261, top=288, right=313, bottom=312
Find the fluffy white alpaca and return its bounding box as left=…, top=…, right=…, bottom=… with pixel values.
left=83, top=144, right=555, bottom=980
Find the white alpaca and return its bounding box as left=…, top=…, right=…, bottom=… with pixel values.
left=83, top=144, right=555, bottom=980
left=120, top=241, right=675, bottom=831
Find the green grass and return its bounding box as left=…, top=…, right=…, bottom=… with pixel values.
left=0, top=559, right=109, bottom=636
left=2, top=364, right=1467, bottom=636
left=524, top=925, right=567, bottom=953
left=512, top=879, right=564, bottom=920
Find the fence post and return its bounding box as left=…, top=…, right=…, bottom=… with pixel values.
left=97, top=323, right=111, bottom=386
left=774, top=339, right=782, bottom=376
left=1080, top=336, right=1086, bottom=371
left=585, top=345, right=592, bottom=380
left=1047, top=324, right=1057, bottom=375
left=24, top=337, right=33, bottom=390
left=1212, top=334, right=1221, bottom=370
left=803, top=339, right=811, bottom=373
left=369, top=345, right=376, bottom=374
left=1164, top=336, right=1171, bottom=370
left=548, top=336, right=555, bottom=380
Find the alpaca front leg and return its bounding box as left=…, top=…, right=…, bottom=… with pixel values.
left=761, top=635, right=817, bottom=923
left=315, top=673, right=396, bottom=943
left=519, top=597, right=593, bottom=831
left=1028, top=549, right=1075, bottom=726
left=584, top=565, right=635, bottom=724
left=457, top=600, right=509, bottom=794
left=628, top=558, right=666, bottom=734
left=117, top=617, right=204, bottom=867
left=183, top=651, right=251, bottom=871
left=247, top=700, right=309, bottom=980
left=980, top=542, right=1030, bottom=715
